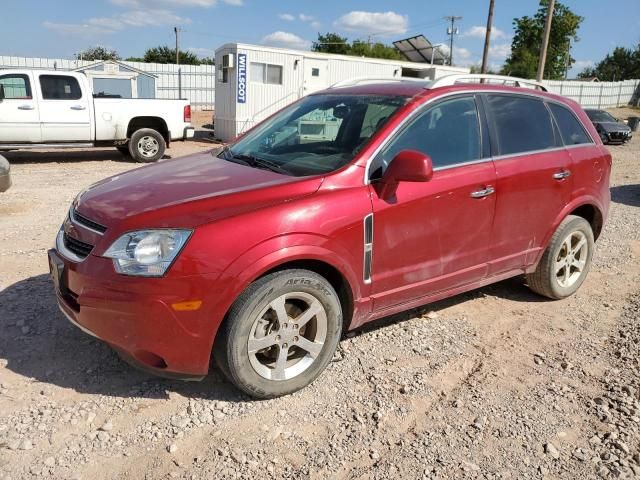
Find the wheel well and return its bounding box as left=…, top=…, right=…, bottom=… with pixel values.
left=570, top=204, right=603, bottom=240
left=127, top=117, right=169, bottom=143
left=261, top=260, right=354, bottom=330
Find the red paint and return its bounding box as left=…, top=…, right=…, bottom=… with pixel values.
left=51, top=82, right=611, bottom=377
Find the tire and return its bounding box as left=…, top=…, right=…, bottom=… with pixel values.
left=214, top=269, right=343, bottom=399
left=116, top=145, right=130, bottom=156
left=128, top=128, right=166, bottom=163
left=526, top=215, right=594, bottom=299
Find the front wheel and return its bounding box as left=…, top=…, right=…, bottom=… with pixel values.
left=128, top=128, right=166, bottom=163
left=526, top=215, right=594, bottom=299
left=214, top=269, right=343, bottom=399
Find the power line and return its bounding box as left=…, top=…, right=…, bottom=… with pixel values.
left=444, top=15, right=462, bottom=66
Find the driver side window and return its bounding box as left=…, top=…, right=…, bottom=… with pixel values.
left=370, top=96, right=481, bottom=180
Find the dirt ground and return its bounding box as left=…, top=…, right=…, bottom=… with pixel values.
left=0, top=108, right=639, bottom=480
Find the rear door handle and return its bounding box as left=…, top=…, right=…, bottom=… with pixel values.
left=470, top=186, right=495, bottom=198
left=70, top=105, right=86, bottom=110
left=553, top=170, right=571, bottom=180
left=18, top=105, right=35, bottom=110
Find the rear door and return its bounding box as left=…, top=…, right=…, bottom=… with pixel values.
left=483, top=93, right=573, bottom=274
left=37, top=73, right=91, bottom=142
left=368, top=95, right=497, bottom=311
left=0, top=72, right=41, bottom=143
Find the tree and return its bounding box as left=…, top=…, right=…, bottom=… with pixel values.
left=578, top=44, right=640, bottom=81
left=312, top=33, right=350, bottom=55
left=501, top=0, right=583, bottom=80
left=142, top=46, right=201, bottom=65
left=312, top=33, right=403, bottom=60
left=75, top=46, right=120, bottom=61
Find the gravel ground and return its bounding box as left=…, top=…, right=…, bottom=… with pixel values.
left=0, top=109, right=638, bottom=480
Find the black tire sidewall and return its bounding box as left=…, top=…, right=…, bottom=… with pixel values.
left=129, top=129, right=166, bottom=163
left=219, top=270, right=342, bottom=399
left=547, top=217, right=594, bottom=298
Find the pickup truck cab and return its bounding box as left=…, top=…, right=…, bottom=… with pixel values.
left=0, top=69, right=194, bottom=162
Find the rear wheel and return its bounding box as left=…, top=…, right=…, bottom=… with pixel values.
left=214, top=269, right=342, bottom=399
left=128, top=128, right=166, bottom=163
left=526, top=215, right=594, bottom=299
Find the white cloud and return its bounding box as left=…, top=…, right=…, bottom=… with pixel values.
left=462, top=25, right=508, bottom=39
left=573, top=59, right=594, bottom=70
left=299, top=13, right=314, bottom=22
left=489, top=42, right=511, bottom=61
left=334, top=11, right=408, bottom=36
left=187, top=46, right=216, bottom=57
left=310, top=21, right=321, bottom=29
left=44, top=9, right=190, bottom=36
left=279, top=13, right=295, bottom=21
left=438, top=45, right=475, bottom=66
left=261, top=31, right=311, bottom=50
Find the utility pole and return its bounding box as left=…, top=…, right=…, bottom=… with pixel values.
left=444, top=15, right=462, bottom=66
left=481, top=0, right=495, bottom=73
left=174, top=27, right=180, bottom=65
left=536, top=0, right=555, bottom=82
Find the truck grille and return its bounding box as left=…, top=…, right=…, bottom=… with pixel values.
left=63, top=233, right=94, bottom=259
left=71, top=209, right=107, bottom=234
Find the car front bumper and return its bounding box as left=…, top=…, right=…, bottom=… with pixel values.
left=47, top=246, right=224, bottom=379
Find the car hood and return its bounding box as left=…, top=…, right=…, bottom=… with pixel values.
left=74, top=151, right=323, bottom=228
left=593, top=121, right=631, bottom=133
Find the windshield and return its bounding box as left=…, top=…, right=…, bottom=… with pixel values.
left=219, top=94, right=407, bottom=177
left=586, top=110, right=617, bottom=123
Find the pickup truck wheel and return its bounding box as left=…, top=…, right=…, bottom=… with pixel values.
left=129, top=128, right=166, bottom=163
left=214, top=269, right=342, bottom=399
left=526, top=215, right=594, bottom=299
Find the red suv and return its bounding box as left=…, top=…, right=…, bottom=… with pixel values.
left=49, top=75, right=611, bottom=398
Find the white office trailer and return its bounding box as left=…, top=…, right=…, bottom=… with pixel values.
left=214, top=43, right=469, bottom=141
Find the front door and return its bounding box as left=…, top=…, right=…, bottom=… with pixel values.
left=0, top=72, right=41, bottom=143
left=302, top=58, right=328, bottom=96
left=37, top=73, right=91, bottom=142
left=483, top=93, right=573, bottom=274
left=368, top=95, right=497, bottom=312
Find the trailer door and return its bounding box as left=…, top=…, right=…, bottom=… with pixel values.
left=303, top=59, right=328, bottom=95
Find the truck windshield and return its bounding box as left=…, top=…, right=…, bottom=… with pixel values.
left=218, top=94, right=407, bottom=177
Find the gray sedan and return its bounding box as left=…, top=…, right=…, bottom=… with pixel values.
left=0, top=155, right=11, bottom=192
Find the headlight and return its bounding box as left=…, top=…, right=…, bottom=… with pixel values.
left=103, top=229, right=192, bottom=277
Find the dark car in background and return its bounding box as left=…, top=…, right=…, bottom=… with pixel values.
left=0, top=155, right=10, bottom=192
left=585, top=109, right=633, bottom=144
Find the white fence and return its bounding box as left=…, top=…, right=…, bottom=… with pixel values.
left=545, top=79, right=640, bottom=109
left=0, top=56, right=215, bottom=111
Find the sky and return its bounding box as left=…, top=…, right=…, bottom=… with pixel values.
left=2, top=0, right=639, bottom=77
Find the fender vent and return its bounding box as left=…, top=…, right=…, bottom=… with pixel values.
left=363, top=214, right=373, bottom=283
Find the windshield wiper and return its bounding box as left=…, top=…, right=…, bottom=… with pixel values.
left=232, top=153, right=293, bottom=176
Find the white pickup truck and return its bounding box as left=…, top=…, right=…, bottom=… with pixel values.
left=0, top=69, right=194, bottom=162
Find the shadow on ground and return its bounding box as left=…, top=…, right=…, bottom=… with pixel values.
left=611, top=184, right=640, bottom=207
left=3, top=149, right=135, bottom=165
left=0, top=272, right=545, bottom=401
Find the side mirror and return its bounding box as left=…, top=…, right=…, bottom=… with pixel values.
left=378, top=150, right=433, bottom=198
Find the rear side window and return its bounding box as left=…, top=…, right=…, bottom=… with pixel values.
left=0, top=74, right=32, bottom=99
left=39, top=75, right=82, bottom=100
left=372, top=96, right=481, bottom=177
left=486, top=94, right=555, bottom=156
left=548, top=103, right=592, bottom=145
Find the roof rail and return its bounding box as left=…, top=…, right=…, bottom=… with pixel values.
left=428, top=74, right=547, bottom=92
left=329, top=77, right=428, bottom=89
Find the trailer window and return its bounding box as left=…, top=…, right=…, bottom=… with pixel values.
left=250, top=62, right=283, bottom=85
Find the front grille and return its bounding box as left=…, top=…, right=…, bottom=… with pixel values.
left=71, top=209, right=107, bottom=234
left=63, top=233, right=94, bottom=259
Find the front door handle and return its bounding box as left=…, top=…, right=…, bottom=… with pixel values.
left=18, top=104, right=35, bottom=110
left=470, top=186, right=495, bottom=198
left=70, top=105, right=86, bottom=110
left=553, top=170, right=571, bottom=180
